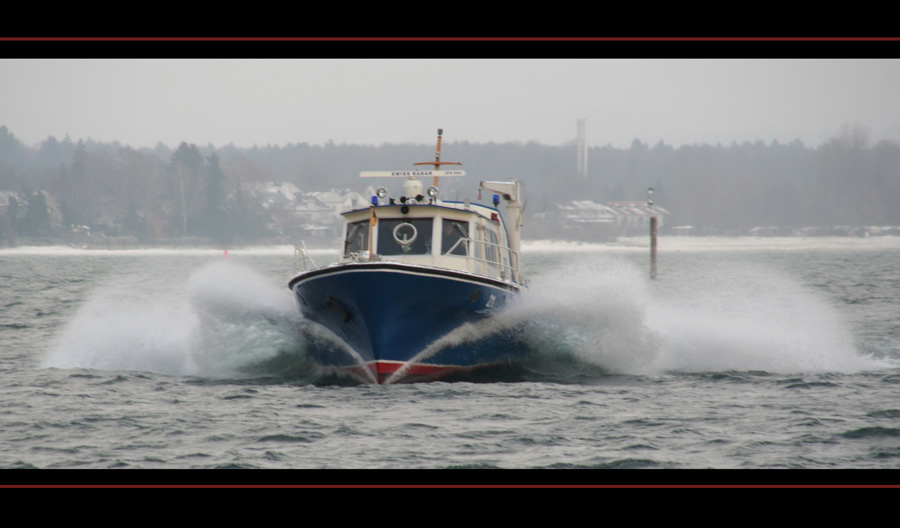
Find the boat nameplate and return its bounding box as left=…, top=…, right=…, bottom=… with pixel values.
left=360, top=170, right=466, bottom=178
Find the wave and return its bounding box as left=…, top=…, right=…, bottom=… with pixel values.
left=41, top=251, right=894, bottom=384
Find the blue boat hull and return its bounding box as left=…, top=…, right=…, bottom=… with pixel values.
left=289, top=262, right=521, bottom=383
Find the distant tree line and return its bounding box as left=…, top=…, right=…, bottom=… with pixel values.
left=1, top=122, right=899, bottom=246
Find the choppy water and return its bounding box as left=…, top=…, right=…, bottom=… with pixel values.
left=3, top=238, right=900, bottom=479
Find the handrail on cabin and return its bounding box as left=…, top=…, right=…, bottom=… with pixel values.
left=294, top=241, right=319, bottom=273
left=433, top=236, right=528, bottom=286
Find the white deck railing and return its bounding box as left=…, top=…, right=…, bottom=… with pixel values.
left=293, top=241, right=320, bottom=273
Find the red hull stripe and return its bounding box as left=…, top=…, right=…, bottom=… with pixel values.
left=375, top=361, right=450, bottom=376
left=321, top=361, right=490, bottom=384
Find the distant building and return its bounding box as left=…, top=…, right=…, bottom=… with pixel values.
left=289, top=194, right=335, bottom=225
left=239, top=182, right=375, bottom=241
left=532, top=199, right=670, bottom=240
left=0, top=191, right=21, bottom=218
left=605, top=201, right=670, bottom=236
left=306, top=188, right=371, bottom=221
left=553, top=200, right=619, bottom=224
left=241, top=181, right=303, bottom=209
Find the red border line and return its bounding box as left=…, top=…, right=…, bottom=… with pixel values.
left=2, top=37, right=900, bottom=42
left=4, top=484, right=900, bottom=488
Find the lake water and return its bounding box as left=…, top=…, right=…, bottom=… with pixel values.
left=2, top=237, right=900, bottom=484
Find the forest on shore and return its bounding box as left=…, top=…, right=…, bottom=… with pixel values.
left=2, top=122, right=899, bottom=247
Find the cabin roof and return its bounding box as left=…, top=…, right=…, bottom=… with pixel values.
left=342, top=201, right=502, bottom=222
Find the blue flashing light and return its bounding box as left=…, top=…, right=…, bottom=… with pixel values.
left=371, top=195, right=379, bottom=206
left=493, top=194, right=500, bottom=207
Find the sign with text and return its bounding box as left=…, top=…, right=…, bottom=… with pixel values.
left=360, top=170, right=466, bottom=178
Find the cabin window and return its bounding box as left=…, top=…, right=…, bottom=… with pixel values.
left=441, top=219, right=469, bottom=256
left=377, top=218, right=434, bottom=256
left=485, top=227, right=499, bottom=265
left=343, top=219, right=369, bottom=256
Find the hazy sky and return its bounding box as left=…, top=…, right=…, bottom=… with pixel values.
left=3, top=58, right=900, bottom=150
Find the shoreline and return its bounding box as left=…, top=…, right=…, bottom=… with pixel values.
left=3, top=235, right=900, bottom=256
left=525, top=235, right=900, bottom=253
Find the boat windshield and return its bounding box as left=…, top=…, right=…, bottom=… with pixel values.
left=378, top=218, right=433, bottom=256
left=441, top=219, right=468, bottom=256
left=344, top=219, right=369, bottom=256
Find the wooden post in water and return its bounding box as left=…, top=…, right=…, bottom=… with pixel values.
left=648, top=187, right=657, bottom=280
left=650, top=216, right=658, bottom=280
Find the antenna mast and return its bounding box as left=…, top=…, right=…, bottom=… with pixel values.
left=413, top=128, right=461, bottom=187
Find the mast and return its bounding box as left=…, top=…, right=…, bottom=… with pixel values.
left=413, top=128, right=461, bottom=188
left=359, top=128, right=465, bottom=200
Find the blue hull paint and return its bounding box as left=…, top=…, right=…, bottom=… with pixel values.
left=290, top=262, right=521, bottom=382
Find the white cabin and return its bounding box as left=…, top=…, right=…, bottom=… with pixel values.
left=339, top=188, right=525, bottom=287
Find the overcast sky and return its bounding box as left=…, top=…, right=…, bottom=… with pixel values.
left=3, top=58, right=900, bottom=150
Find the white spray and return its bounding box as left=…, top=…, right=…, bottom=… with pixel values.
left=43, top=260, right=311, bottom=378
left=42, top=252, right=890, bottom=381
left=513, top=254, right=889, bottom=375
